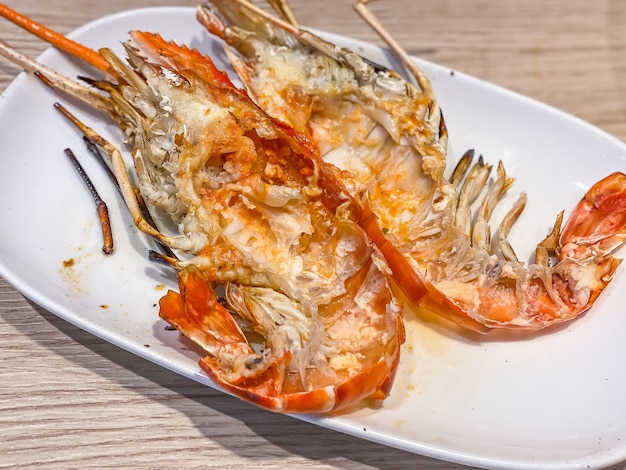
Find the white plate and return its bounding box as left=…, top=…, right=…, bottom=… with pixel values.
left=1, top=7, right=626, bottom=470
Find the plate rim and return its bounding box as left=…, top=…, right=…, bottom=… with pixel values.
left=1, top=6, right=626, bottom=470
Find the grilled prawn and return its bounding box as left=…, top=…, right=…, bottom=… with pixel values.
left=197, top=0, right=626, bottom=331
left=0, top=5, right=404, bottom=413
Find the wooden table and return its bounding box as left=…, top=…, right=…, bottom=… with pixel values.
left=1, top=1, right=625, bottom=468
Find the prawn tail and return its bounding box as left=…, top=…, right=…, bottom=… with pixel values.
left=554, top=171, right=626, bottom=314
left=560, top=172, right=626, bottom=259
left=159, top=266, right=250, bottom=355
left=159, top=266, right=291, bottom=410
left=415, top=172, right=626, bottom=332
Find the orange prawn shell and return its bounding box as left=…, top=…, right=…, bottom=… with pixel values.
left=160, top=265, right=404, bottom=414
left=128, top=32, right=406, bottom=413
left=200, top=333, right=403, bottom=413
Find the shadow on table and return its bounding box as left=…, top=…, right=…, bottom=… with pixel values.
left=20, top=302, right=471, bottom=470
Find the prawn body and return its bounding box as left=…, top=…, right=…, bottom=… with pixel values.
left=0, top=7, right=403, bottom=413
left=198, top=0, right=626, bottom=331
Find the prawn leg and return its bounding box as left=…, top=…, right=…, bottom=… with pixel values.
left=0, top=3, right=112, bottom=73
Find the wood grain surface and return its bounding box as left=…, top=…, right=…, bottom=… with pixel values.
left=1, top=1, right=626, bottom=469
